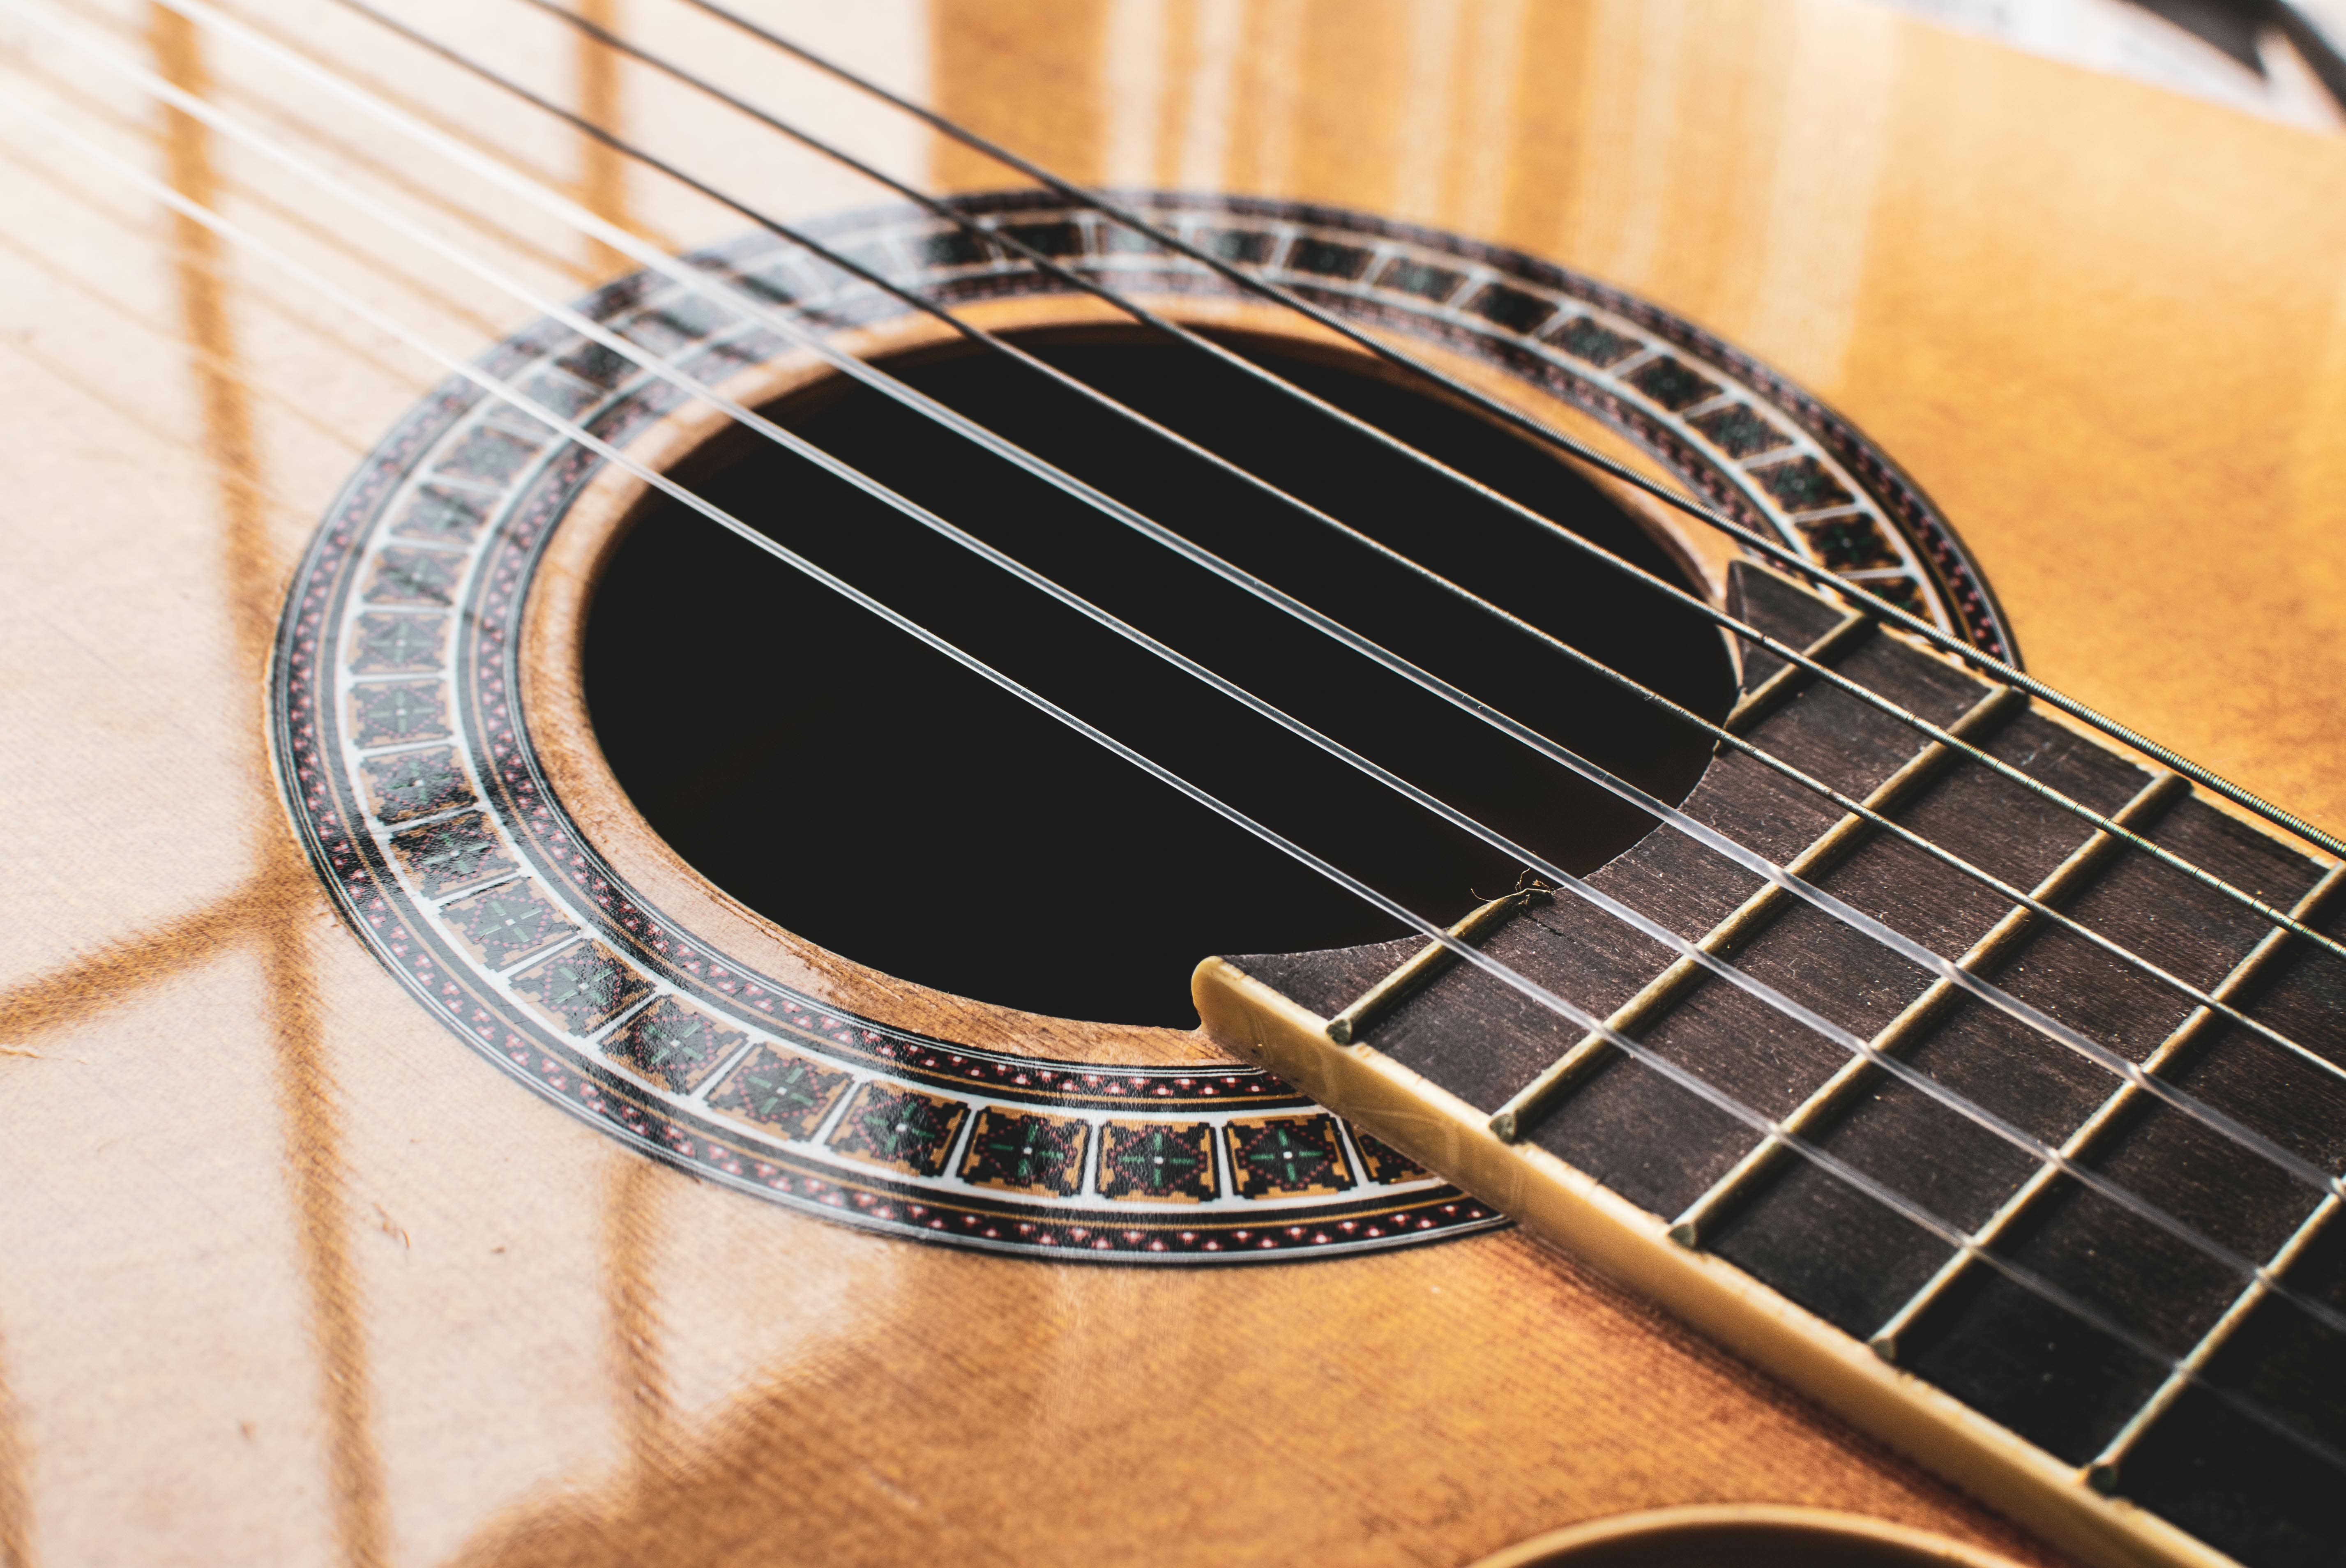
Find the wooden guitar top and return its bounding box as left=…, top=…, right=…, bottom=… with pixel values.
left=2, top=3, right=2342, bottom=1565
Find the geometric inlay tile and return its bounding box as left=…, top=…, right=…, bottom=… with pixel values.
left=1549, top=314, right=1640, bottom=367
left=706, top=1043, right=853, bottom=1139
left=825, top=1082, right=967, bottom=1179
left=1287, top=236, right=1370, bottom=279
left=349, top=612, right=446, bottom=675
left=348, top=679, right=450, bottom=747
left=1097, top=1119, right=1217, bottom=1202
left=363, top=545, right=466, bottom=606
left=439, top=879, right=574, bottom=969
left=956, top=1107, right=1088, bottom=1197
left=1352, top=1130, right=1430, bottom=1186
left=1624, top=353, right=1723, bottom=412
left=1227, top=1115, right=1353, bottom=1200
left=389, top=482, right=493, bottom=546
left=1688, top=402, right=1791, bottom=460
left=509, top=939, right=651, bottom=1034
left=359, top=746, right=472, bottom=824
left=605, top=995, right=746, bottom=1094
left=1464, top=283, right=1556, bottom=335
left=1795, top=515, right=1901, bottom=573
left=1374, top=256, right=1464, bottom=301
left=1752, top=454, right=1857, bottom=513
left=435, top=423, right=542, bottom=485
left=386, top=811, right=513, bottom=898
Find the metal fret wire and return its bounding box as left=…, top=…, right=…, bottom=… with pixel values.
left=490, top=0, right=2346, bottom=1086
left=85, top=0, right=2346, bottom=1363
left=13, top=94, right=2340, bottom=1482
left=167, top=0, right=2346, bottom=1226
left=2089, top=1195, right=2343, bottom=1490
left=684, top=0, right=2346, bottom=875
left=472, top=0, right=2346, bottom=983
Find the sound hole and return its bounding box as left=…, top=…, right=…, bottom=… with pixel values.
left=583, top=329, right=1735, bottom=1026
left=1470, top=1509, right=2026, bottom=1568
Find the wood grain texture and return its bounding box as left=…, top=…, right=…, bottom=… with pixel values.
left=1, top=2, right=2342, bottom=1565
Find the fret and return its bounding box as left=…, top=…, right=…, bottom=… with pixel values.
left=2085, top=1193, right=2341, bottom=1492
left=1322, top=886, right=1550, bottom=1045
left=1720, top=604, right=1871, bottom=737
left=1869, top=861, right=2346, bottom=1363
left=1489, top=682, right=2024, bottom=1143
left=2107, top=1191, right=2346, bottom=1559
left=1666, top=769, right=2191, bottom=1250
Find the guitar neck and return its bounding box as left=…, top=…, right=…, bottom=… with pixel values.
left=1201, top=562, right=2346, bottom=1568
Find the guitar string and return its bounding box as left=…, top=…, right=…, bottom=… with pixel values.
left=338, top=0, right=2346, bottom=988
left=676, top=0, right=2346, bottom=875
left=52, top=0, right=2346, bottom=1310
left=379, top=0, right=2346, bottom=1095
left=14, top=95, right=2340, bottom=1484
left=131, top=0, right=2346, bottom=1223
left=29, top=10, right=2346, bottom=1369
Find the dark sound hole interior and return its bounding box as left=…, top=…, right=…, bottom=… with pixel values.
left=584, top=329, right=1735, bottom=1027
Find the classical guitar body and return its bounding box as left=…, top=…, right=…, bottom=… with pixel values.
left=4, top=4, right=2345, bottom=1567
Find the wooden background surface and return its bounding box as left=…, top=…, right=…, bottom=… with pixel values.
left=2, top=2, right=2343, bottom=1564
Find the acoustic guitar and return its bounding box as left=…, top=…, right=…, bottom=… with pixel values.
left=4, top=3, right=2344, bottom=1566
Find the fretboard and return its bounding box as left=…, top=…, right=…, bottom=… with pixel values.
left=1197, top=563, right=2346, bottom=1568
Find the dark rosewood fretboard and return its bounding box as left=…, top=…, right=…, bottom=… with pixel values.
left=1203, top=565, right=2346, bottom=1568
